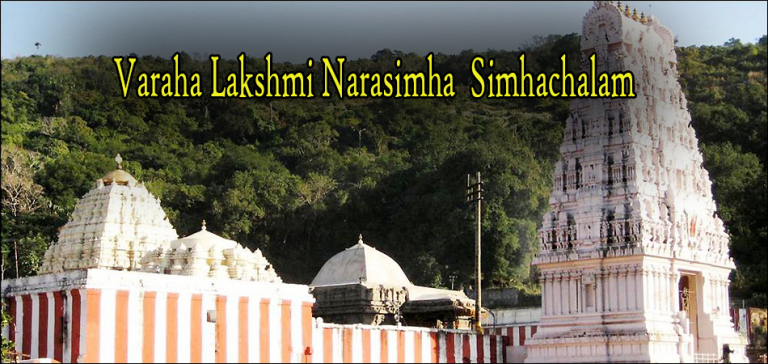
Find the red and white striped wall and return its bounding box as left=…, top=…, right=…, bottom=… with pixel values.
left=313, top=323, right=506, bottom=363
left=3, top=270, right=315, bottom=363
left=2, top=270, right=512, bottom=363
left=6, top=290, right=72, bottom=363
left=486, top=326, right=538, bottom=348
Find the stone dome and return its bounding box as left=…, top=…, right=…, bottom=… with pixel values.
left=139, top=220, right=282, bottom=283
left=101, top=169, right=137, bottom=186
left=310, top=235, right=412, bottom=287
left=169, top=220, right=238, bottom=251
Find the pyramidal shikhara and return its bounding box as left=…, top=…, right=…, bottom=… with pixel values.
left=527, top=1, right=747, bottom=362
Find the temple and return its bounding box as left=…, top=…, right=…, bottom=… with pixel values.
left=37, top=154, right=281, bottom=284
left=2, top=2, right=752, bottom=363
left=38, top=154, right=178, bottom=274
left=3, top=155, right=504, bottom=363
left=527, top=1, right=747, bottom=362
left=310, top=235, right=476, bottom=329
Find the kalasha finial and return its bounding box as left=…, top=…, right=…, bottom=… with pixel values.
left=632, top=8, right=638, bottom=21
left=617, top=0, right=622, bottom=9
left=202, top=220, right=207, bottom=231
left=115, top=153, right=123, bottom=170
left=640, top=12, right=647, bottom=24
left=624, top=4, right=631, bottom=16
left=358, top=233, right=364, bottom=245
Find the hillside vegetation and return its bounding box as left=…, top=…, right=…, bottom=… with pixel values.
left=2, top=34, right=765, bottom=303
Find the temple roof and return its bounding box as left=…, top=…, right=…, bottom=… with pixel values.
left=140, top=220, right=283, bottom=282
left=310, top=234, right=412, bottom=287
left=169, top=220, right=238, bottom=251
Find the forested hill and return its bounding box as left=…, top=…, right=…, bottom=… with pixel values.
left=2, top=34, right=766, bottom=303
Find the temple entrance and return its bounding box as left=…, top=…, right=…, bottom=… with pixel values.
left=679, top=275, right=699, bottom=351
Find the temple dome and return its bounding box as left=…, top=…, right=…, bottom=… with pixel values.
left=101, top=169, right=137, bottom=186
left=311, top=234, right=412, bottom=287
left=100, top=153, right=138, bottom=186
left=140, top=220, right=283, bottom=283
left=169, top=221, right=237, bottom=251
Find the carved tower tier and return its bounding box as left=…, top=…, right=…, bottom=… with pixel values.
left=526, top=2, right=747, bottom=362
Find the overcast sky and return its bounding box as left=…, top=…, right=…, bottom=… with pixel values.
left=2, top=1, right=766, bottom=62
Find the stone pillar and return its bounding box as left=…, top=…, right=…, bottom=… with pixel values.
left=712, top=275, right=720, bottom=313
left=609, top=266, right=618, bottom=312
left=554, top=272, right=562, bottom=315
left=563, top=271, right=571, bottom=314
left=669, top=270, right=676, bottom=313
left=596, top=269, right=604, bottom=313
left=661, top=270, right=668, bottom=313
left=618, top=266, right=628, bottom=312
left=721, top=278, right=730, bottom=315
left=579, top=275, right=585, bottom=314
left=656, top=268, right=663, bottom=312
left=547, top=272, right=555, bottom=316
left=648, top=268, right=656, bottom=312
left=627, top=265, right=636, bottom=311
left=570, top=271, right=578, bottom=314
left=672, top=271, right=681, bottom=313
left=659, top=269, right=666, bottom=312
left=701, top=273, right=711, bottom=313
left=638, top=266, right=646, bottom=311
left=543, top=272, right=552, bottom=316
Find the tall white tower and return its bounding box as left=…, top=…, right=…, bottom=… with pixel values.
left=526, top=2, right=747, bottom=362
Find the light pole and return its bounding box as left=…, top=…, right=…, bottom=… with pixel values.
left=466, top=172, right=484, bottom=334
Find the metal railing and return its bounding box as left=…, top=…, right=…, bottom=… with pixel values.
left=693, top=353, right=720, bottom=363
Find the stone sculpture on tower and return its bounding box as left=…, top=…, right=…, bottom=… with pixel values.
left=526, top=1, right=747, bottom=362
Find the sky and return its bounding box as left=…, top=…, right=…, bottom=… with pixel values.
left=2, top=1, right=767, bottom=62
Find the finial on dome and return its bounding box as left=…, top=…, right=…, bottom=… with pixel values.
left=624, top=4, right=631, bottom=16
left=640, top=12, right=647, bottom=24
left=101, top=153, right=137, bottom=186
left=202, top=220, right=207, bottom=231
left=616, top=1, right=622, bottom=9
left=632, top=8, right=638, bottom=21
left=358, top=233, right=364, bottom=246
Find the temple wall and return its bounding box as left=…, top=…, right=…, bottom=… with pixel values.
left=3, top=270, right=314, bottom=363
left=314, top=323, right=507, bottom=363
left=485, top=326, right=538, bottom=363
left=2, top=270, right=509, bottom=363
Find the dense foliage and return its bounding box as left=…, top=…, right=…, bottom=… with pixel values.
left=2, top=34, right=765, bottom=303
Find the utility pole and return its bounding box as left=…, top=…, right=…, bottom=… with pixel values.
left=467, top=172, right=484, bottom=334
left=14, top=240, right=20, bottom=277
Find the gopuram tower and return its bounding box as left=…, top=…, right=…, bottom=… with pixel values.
left=526, top=2, right=747, bottom=362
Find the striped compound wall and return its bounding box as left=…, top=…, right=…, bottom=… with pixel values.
left=486, top=326, right=539, bottom=363
left=486, top=326, right=537, bottom=348
left=313, top=323, right=506, bottom=363
left=2, top=269, right=315, bottom=363
left=2, top=269, right=512, bottom=363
